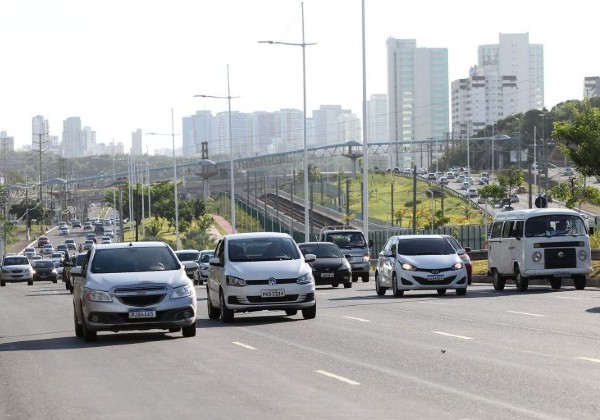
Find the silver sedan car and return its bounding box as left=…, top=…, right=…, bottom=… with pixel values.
left=71, top=241, right=197, bottom=342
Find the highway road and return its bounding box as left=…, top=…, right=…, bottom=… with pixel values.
left=1, top=270, right=600, bottom=419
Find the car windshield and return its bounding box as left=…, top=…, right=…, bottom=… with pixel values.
left=90, top=247, right=181, bottom=273
left=524, top=215, right=587, bottom=237
left=228, top=238, right=300, bottom=262
left=397, top=238, right=456, bottom=256
left=32, top=260, right=54, bottom=268
left=4, top=257, right=29, bottom=265
left=326, top=232, right=366, bottom=248
left=299, top=243, right=343, bottom=258
left=200, top=252, right=214, bottom=262
left=176, top=252, right=200, bottom=261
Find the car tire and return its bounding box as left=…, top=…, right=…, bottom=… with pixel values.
left=515, top=268, right=529, bottom=292
left=302, top=304, right=316, bottom=319
left=207, top=290, right=220, bottom=320
left=198, top=280, right=204, bottom=286
left=82, top=319, right=97, bottom=342
left=573, top=275, right=586, bottom=290
left=52, top=278, right=57, bottom=284
left=550, top=278, right=562, bottom=290
left=0, top=280, right=5, bottom=287
left=193, top=279, right=198, bottom=286
left=74, top=307, right=83, bottom=338
left=392, top=274, right=404, bottom=297
left=352, top=274, right=359, bottom=283
left=219, top=291, right=234, bottom=323
left=332, top=283, right=339, bottom=288
left=285, top=309, right=298, bottom=316
left=362, top=274, right=369, bottom=283
left=182, top=324, right=196, bottom=337
left=456, top=288, right=467, bottom=296
left=27, top=280, right=33, bottom=286
left=436, top=288, right=447, bottom=296
left=343, top=281, right=352, bottom=289
left=375, top=272, right=387, bottom=296
left=492, top=269, right=505, bottom=291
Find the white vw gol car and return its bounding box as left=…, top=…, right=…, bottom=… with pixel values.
left=374, top=235, right=468, bottom=297
left=206, top=232, right=317, bottom=322
left=71, top=241, right=197, bottom=342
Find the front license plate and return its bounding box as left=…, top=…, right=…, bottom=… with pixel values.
left=129, top=308, right=157, bottom=319
left=321, top=272, right=334, bottom=278
left=554, top=272, right=570, bottom=278
left=427, top=274, right=444, bottom=281
left=261, top=289, right=285, bottom=298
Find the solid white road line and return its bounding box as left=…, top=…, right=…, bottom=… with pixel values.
left=553, top=296, right=583, bottom=300
left=315, top=370, right=360, bottom=386
left=506, top=310, right=544, bottom=317
left=342, top=316, right=370, bottom=323
left=577, top=357, right=600, bottom=364
left=432, top=331, right=474, bottom=340
left=232, top=341, right=256, bottom=350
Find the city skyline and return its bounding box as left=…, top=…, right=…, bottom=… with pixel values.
left=0, top=1, right=597, bottom=154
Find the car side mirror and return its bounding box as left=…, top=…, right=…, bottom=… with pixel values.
left=464, top=247, right=471, bottom=253
left=382, top=250, right=393, bottom=257
left=209, top=257, right=223, bottom=267
left=344, top=254, right=352, bottom=260
left=304, top=253, right=316, bottom=263
left=70, top=267, right=83, bottom=277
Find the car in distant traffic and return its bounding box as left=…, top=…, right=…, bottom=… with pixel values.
left=24, top=247, right=36, bottom=259
left=83, top=222, right=93, bottom=230
left=206, top=232, right=317, bottom=322
left=71, top=220, right=82, bottom=228
left=56, top=244, right=68, bottom=254
left=31, top=259, right=58, bottom=283
left=64, top=239, right=77, bottom=250
left=83, top=239, right=95, bottom=250
left=37, top=235, right=49, bottom=247
left=70, top=241, right=197, bottom=341
left=374, top=235, right=468, bottom=297
left=41, top=244, right=54, bottom=256
left=298, top=242, right=352, bottom=288
left=194, top=249, right=214, bottom=285
left=562, top=167, right=574, bottom=176
left=59, top=225, right=70, bottom=235
left=1, top=254, right=34, bottom=286
left=174, top=249, right=201, bottom=280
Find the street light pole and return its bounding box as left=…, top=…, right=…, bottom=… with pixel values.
left=194, top=64, right=239, bottom=233
left=259, top=2, right=316, bottom=241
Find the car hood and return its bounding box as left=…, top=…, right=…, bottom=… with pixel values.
left=399, top=254, right=461, bottom=269
left=3, top=264, right=32, bottom=271
left=310, top=257, right=348, bottom=270
left=85, top=270, right=190, bottom=290
left=180, top=261, right=199, bottom=269
left=228, top=259, right=309, bottom=280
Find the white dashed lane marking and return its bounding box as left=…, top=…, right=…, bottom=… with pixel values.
left=342, top=316, right=370, bottom=323
left=577, top=357, right=600, bottom=364
left=232, top=341, right=256, bottom=350
left=506, top=310, right=544, bottom=317
left=315, top=370, right=360, bottom=386
left=432, top=331, right=474, bottom=340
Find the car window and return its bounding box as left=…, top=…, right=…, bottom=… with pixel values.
left=4, top=257, right=29, bottom=265
left=228, top=237, right=300, bottom=262
left=32, top=260, right=53, bottom=268
left=200, top=252, right=213, bottom=263
left=299, top=243, right=342, bottom=258
left=326, top=232, right=366, bottom=248
left=176, top=252, right=200, bottom=261
left=489, top=221, right=503, bottom=239
left=396, top=238, right=455, bottom=256
left=90, top=247, right=180, bottom=273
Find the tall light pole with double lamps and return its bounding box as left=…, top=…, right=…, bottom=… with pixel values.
left=195, top=64, right=238, bottom=233
left=259, top=2, right=316, bottom=242
left=147, top=108, right=180, bottom=250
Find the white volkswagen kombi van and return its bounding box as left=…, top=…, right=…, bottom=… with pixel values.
left=487, top=208, right=592, bottom=291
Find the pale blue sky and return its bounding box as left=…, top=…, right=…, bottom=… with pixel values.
left=0, top=0, right=597, bottom=153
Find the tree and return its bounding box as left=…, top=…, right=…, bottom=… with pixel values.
left=550, top=176, right=600, bottom=209
left=497, top=166, right=524, bottom=196
left=553, top=99, right=600, bottom=178
left=478, top=184, right=507, bottom=206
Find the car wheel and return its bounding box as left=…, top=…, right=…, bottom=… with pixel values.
left=81, top=318, right=97, bottom=342
left=74, top=306, right=83, bottom=338
left=219, top=291, right=234, bottom=323
left=182, top=324, right=196, bottom=337
left=198, top=280, right=204, bottom=286
left=27, top=280, right=33, bottom=286
left=193, top=279, right=199, bottom=286
left=352, top=274, right=359, bottom=283
left=343, top=281, right=352, bottom=289
left=456, top=288, right=467, bottom=296
left=0, top=280, right=5, bottom=287
left=362, top=274, right=369, bottom=283
left=436, top=288, right=447, bottom=296
left=52, top=278, right=57, bottom=284
left=331, top=283, right=339, bottom=288
left=492, top=269, right=505, bottom=291
left=392, top=274, right=404, bottom=297
left=375, top=272, right=387, bottom=296
left=573, top=275, right=586, bottom=290
left=207, top=290, right=220, bottom=320
left=515, top=268, right=529, bottom=292
left=302, top=304, right=316, bottom=319
left=550, top=278, right=562, bottom=290
left=65, top=279, right=71, bottom=290
left=285, top=309, right=298, bottom=316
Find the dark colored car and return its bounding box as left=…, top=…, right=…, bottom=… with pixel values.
left=37, top=235, right=49, bottom=248
left=298, top=242, right=352, bottom=288
left=31, top=259, right=58, bottom=283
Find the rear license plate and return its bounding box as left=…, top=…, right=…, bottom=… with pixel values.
left=554, top=272, right=570, bottom=278
left=427, top=274, right=444, bottom=281
left=129, top=308, right=156, bottom=319
left=321, top=272, right=334, bottom=278
left=261, top=289, right=285, bottom=298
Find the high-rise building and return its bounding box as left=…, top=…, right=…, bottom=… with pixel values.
left=250, top=111, right=275, bottom=155
left=273, top=109, right=303, bottom=153
left=367, top=94, right=388, bottom=143
left=214, top=111, right=250, bottom=158
left=31, top=115, right=50, bottom=153
left=182, top=111, right=213, bottom=156
left=81, top=126, right=96, bottom=156
left=0, top=131, right=14, bottom=154
left=452, top=33, right=544, bottom=138
left=312, top=105, right=353, bottom=146
left=387, top=38, right=449, bottom=167
left=62, top=117, right=83, bottom=158
left=131, top=129, right=143, bottom=155
left=584, top=76, right=600, bottom=98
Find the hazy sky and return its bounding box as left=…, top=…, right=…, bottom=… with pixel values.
left=1, top=0, right=597, bottom=154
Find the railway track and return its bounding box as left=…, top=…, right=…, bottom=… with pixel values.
left=261, top=193, right=341, bottom=231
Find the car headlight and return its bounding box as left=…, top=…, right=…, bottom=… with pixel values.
left=532, top=251, right=542, bottom=262
left=226, top=275, right=246, bottom=287
left=453, top=262, right=464, bottom=270
left=362, top=253, right=370, bottom=263
left=296, top=272, right=313, bottom=285
left=83, top=288, right=112, bottom=302
left=172, top=284, right=193, bottom=298
left=401, top=262, right=416, bottom=271
left=578, top=250, right=588, bottom=261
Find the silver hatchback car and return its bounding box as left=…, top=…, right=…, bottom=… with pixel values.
left=71, top=241, right=197, bottom=341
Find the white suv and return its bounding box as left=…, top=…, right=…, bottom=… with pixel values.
left=206, top=232, right=316, bottom=322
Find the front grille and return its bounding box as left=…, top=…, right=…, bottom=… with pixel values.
left=245, top=278, right=298, bottom=285
left=113, top=285, right=168, bottom=307
left=414, top=266, right=454, bottom=273
left=246, top=294, right=300, bottom=303
left=412, top=275, right=456, bottom=286
left=544, top=248, right=576, bottom=269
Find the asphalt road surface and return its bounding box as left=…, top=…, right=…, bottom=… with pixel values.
left=1, top=273, right=600, bottom=419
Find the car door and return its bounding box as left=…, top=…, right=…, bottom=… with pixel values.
left=207, top=239, right=225, bottom=306
left=378, top=237, right=397, bottom=286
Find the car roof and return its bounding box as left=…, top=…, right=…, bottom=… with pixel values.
left=91, top=241, right=170, bottom=250
left=225, top=232, right=293, bottom=240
